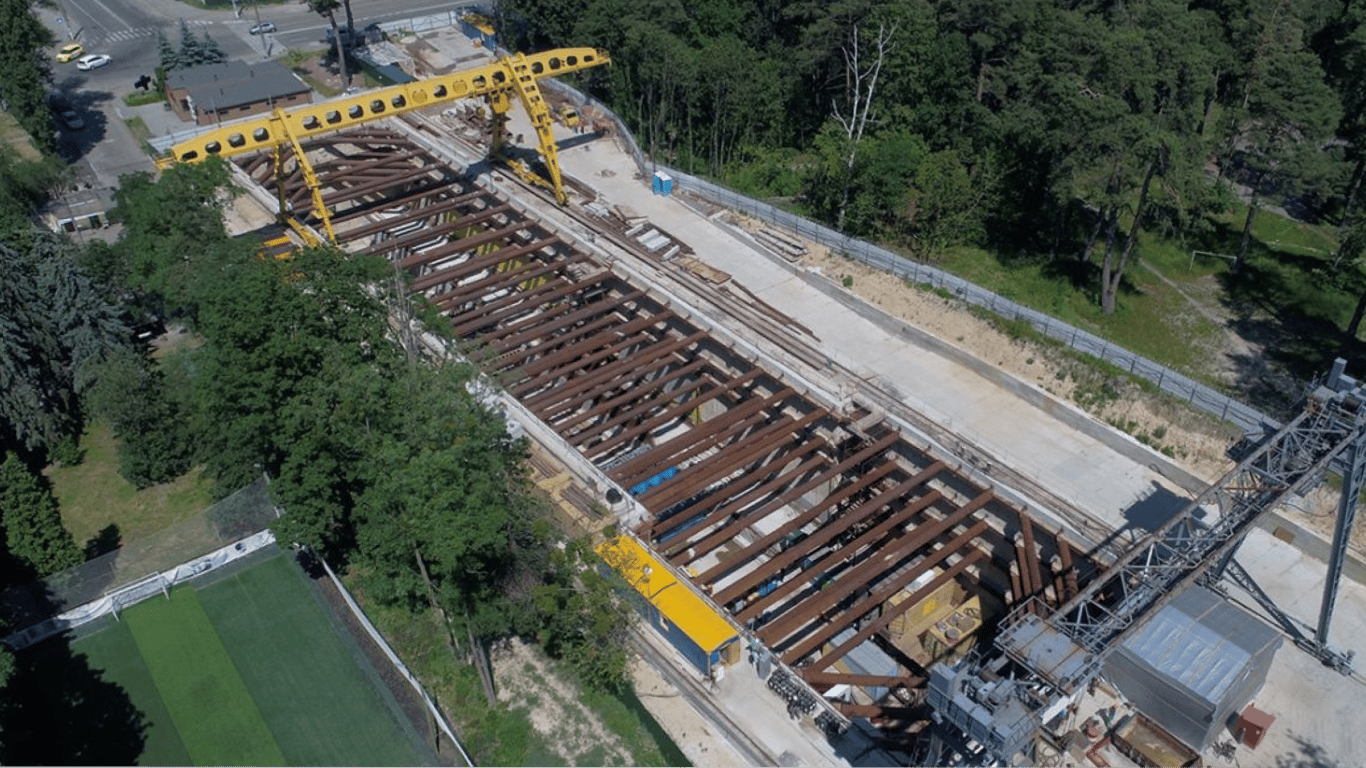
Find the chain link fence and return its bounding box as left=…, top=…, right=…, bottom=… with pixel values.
left=662, top=172, right=1279, bottom=435
left=0, top=477, right=278, bottom=633
left=535, top=78, right=1276, bottom=434
left=532, top=79, right=1277, bottom=434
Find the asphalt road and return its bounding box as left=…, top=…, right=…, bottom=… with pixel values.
left=42, top=0, right=474, bottom=187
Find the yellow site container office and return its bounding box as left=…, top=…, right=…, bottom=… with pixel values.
left=597, top=536, right=739, bottom=677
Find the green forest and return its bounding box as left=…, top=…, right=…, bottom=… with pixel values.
left=500, top=0, right=1366, bottom=362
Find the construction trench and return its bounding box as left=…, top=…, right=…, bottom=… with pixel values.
left=234, top=119, right=1110, bottom=745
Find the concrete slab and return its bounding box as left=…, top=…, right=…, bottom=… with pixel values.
left=1183, top=527, right=1366, bottom=765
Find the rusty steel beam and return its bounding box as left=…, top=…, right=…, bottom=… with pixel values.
left=612, top=406, right=778, bottom=493
left=758, top=493, right=994, bottom=645
left=312, top=150, right=425, bottom=188
left=729, top=490, right=943, bottom=622
left=1059, top=532, right=1079, bottom=599
left=796, top=547, right=988, bottom=670
left=579, top=373, right=724, bottom=459
left=1020, top=512, right=1045, bottom=610
left=447, top=276, right=576, bottom=338
left=714, top=467, right=945, bottom=605
left=512, top=327, right=670, bottom=398
left=340, top=189, right=487, bottom=238
left=537, top=354, right=707, bottom=430
left=657, top=441, right=830, bottom=548
left=609, top=387, right=794, bottom=485
left=330, top=181, right=466, bottom=226
left=432, top=250, right=583, bottom=320
left=426, top=252, right=577, bottom=308
left=448, top=274, right=606, bottom=339
left=532, top=354, right=691, bottom=430
left=735, top=479, right=960, bottom=626
left=516, top=329, right=685, bottom=406
left=780, top=522, right=991, bottom=664
left=578, top=368, right=760, bottom=452
left=703, top=457, right=902, bottom=591
left=492, top=307, right=656, bottom=374
left=540, top=355, right=693, bottom=439
left=486, top=290, right=646, bottom=351
left=1014, top=536, right=1036, bottom=609
left=632, top=415, right=814, bottom=514
left=374, top=203, right=510, bottom=261
left=514, top=315, right=670, bottom=383
left=313, top=164, right=445, bottom=212
left=801, top=671, right=926, bottom=689
left=682, top=433, right=902, bottom=568
left=395, top=221, right=528, bottom=270
left=518, top=332, right=703, bottom=413
left=368, top=204, right=512, bottom=259
left=563, top=361, right=717, bottom=444
left=639, top=409, right=828, bottom=512
left=428, top=242, right=578, bottom=313
left=486, top=299, right=650, bottom=371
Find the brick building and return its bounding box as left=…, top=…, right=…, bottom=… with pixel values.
left=165, top=61, right=313, bottom=126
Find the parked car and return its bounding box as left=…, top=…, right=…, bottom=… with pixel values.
left=249, top=21, right=277, bottom=35
left=58, top=110, right=84, bottom=130
left=56, top=43, right=84, bottom=62
left=75, top=53, right=111, bottom=71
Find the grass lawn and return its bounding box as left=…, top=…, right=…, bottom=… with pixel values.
left=123, top=116, right=155, bottom=155
left=46, top=420, right=214, bottom=551
left=122, top=587, right=287, bottom=766
left=198, top=556, right=430, bottom=766
left=66, top=553, right=432, bottom=766
left=74, top=618, right=194, bottom=766
left=0, top=110, right=42, bottom=161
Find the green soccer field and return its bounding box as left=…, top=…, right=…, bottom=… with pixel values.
left=67, top=551, right=434, bottom=766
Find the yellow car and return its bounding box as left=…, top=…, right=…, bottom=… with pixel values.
left=56, top=43, right=84, bottom=63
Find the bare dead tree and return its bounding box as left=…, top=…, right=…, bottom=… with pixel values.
left=831, top=22, right=896, bottom=231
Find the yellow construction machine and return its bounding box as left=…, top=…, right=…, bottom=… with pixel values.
left=157, top=47, right=610, bottom=244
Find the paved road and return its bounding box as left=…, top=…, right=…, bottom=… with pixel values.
left=40, top=0, right=475, bottom=188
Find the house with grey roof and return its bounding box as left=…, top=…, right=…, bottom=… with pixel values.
left=165, top=61, right=313, bottom=126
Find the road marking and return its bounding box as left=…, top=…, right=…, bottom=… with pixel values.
left=96, top=21, right=212, bottom=44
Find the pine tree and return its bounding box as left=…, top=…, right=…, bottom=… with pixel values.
left=177, top=18, right=205, bottom=67
left=156, top=29, right=176, bottom=71
left=199, top=31, right=225, bottom=65
left=0, top=453, right=82, bottom=577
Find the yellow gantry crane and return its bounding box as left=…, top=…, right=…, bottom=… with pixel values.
left=157, top=47, right=610, bottom=243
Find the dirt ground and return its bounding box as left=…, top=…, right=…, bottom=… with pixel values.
left=487, top=638, right=632, bottom=766
left=779, top=233, right=1366, bottom=553
left=793, top=241, right=1242, bottom=479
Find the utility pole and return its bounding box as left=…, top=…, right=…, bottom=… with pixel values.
left=252, top=0, right=273, bottom=57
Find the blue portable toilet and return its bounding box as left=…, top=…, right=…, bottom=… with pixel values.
left=652, top=171, right=674, bottom=196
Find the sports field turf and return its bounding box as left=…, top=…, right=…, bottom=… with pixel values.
left=69, top=552, right=432, bottom=766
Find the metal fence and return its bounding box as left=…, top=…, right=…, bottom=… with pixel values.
left=668, top=171, right=1281, bottom=435
left=0, top=477, right=278, bottom=630
left=530, top=78, right=1277, bottom=434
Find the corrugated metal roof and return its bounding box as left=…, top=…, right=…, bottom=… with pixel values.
left=1120, top=586, right=1278, bottom=706
left=597, top=536, right=737, bottom=654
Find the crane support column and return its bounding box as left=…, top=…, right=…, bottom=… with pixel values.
left=1317, top=363, right=1366, bottom=652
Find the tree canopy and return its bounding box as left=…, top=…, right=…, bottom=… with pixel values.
left=500, top=0, right=1364, bottom=314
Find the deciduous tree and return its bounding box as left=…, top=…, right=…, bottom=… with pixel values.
left=306, top=0, right=351, bottom=88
